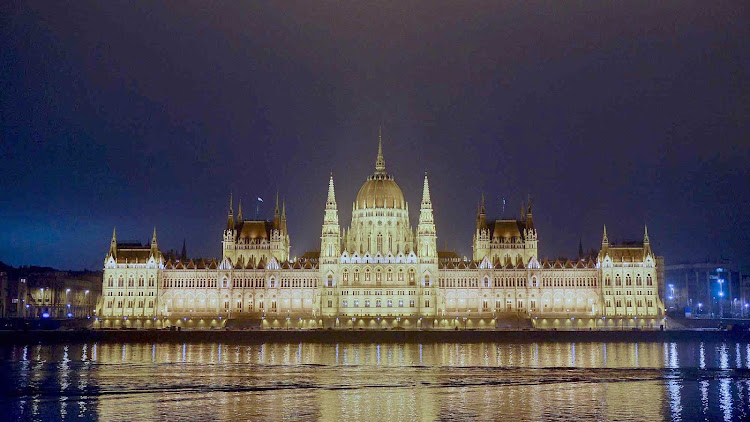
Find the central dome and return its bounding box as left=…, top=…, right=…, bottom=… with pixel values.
left=356, top=173, right=406, bottom=210
left=354, top=134, right=406, bottom=210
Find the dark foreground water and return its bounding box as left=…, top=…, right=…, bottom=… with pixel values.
left=1, top=341, right=750, bottom=421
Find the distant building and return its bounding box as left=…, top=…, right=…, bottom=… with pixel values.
left=663, top=262, right=747, bottom=317
left=0, top=271, right=6, bottom=317
left=0, top=266, right=100, bottom=319
left=99, top=136, right=665, bottom=329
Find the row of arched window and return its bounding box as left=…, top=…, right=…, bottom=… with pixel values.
left=604, top=274, right=653, bottom=287
left=107, top=275, right=155, bottom=288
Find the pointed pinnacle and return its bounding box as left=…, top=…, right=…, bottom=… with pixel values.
left=375, top=128, right=385, bottom=172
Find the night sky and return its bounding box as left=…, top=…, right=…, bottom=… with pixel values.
left=1, top=1, right=748, bottom=271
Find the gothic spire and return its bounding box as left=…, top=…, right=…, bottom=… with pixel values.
left=108, top=227, right=117, bottom=258
left=237, top=199, right=243, bottom=221
left=375, top=127, right=386, bottom=173
left=326, top=173, right=337, bottom=209
left=227, top=192, right=234, bottom=230
left=644, top=224, right=650, bottom=244
left=421, top=171, right=432, bottom=206
left=180, top=238, right=187, bottom=261
left=281, top=199, right=287, bottom=234
left=602, top=224, right=609, bottom=246
left=578, top=238, right=584, bottom=258
left=151, top=227, right=158, bottom=253
left=274, top=191, right=280, bottom=215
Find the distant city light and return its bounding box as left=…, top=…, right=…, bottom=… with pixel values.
left=42, top=312, right=49, bottom=318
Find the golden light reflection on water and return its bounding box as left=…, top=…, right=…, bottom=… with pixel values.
left=2, top=341, right=750, bottom=421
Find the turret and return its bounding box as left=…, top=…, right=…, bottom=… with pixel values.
left=472, top=194, right=490, bottom=261
left=525, top=196, right=534, bottom=230
left=476, top=193, right=486, bottom=231
left=417, top=171, right=437, bottom=261
left=320, top=173, right=341, bottom=263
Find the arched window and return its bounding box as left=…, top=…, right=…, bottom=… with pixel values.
left=108, top=276, right=114, bottom=287
left=424, top=275, right=431, bottom=287
left=484, top=276, right=490, bottom=287
left=327, top=274, right=334, bottom=287
left=615, top=275, right=621, bottom=286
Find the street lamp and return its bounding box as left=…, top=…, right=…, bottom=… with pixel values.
left=718, top=279, right=725, bottom=318
left=668, top=284, right=674, bottom=303
left=698, top=302, right=703, bottom=317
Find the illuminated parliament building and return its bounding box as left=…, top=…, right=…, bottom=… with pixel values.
left=99, top=137, right=665, bottom=329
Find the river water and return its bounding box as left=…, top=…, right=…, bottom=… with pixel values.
left=1, top=341, right=749, bottom=421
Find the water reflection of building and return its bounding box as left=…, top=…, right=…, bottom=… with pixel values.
left=99, top=136, right=665, bottom=329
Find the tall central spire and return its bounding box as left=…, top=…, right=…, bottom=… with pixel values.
left=375, top=126, right=386, bottom=173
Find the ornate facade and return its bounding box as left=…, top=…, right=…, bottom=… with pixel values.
left=99, top=136, right=665, bottom=329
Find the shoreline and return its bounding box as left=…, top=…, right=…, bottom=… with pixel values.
left=1, top=328, right=748, bottom=345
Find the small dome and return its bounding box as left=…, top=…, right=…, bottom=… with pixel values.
left=355, top=173, right=406, bottom=210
